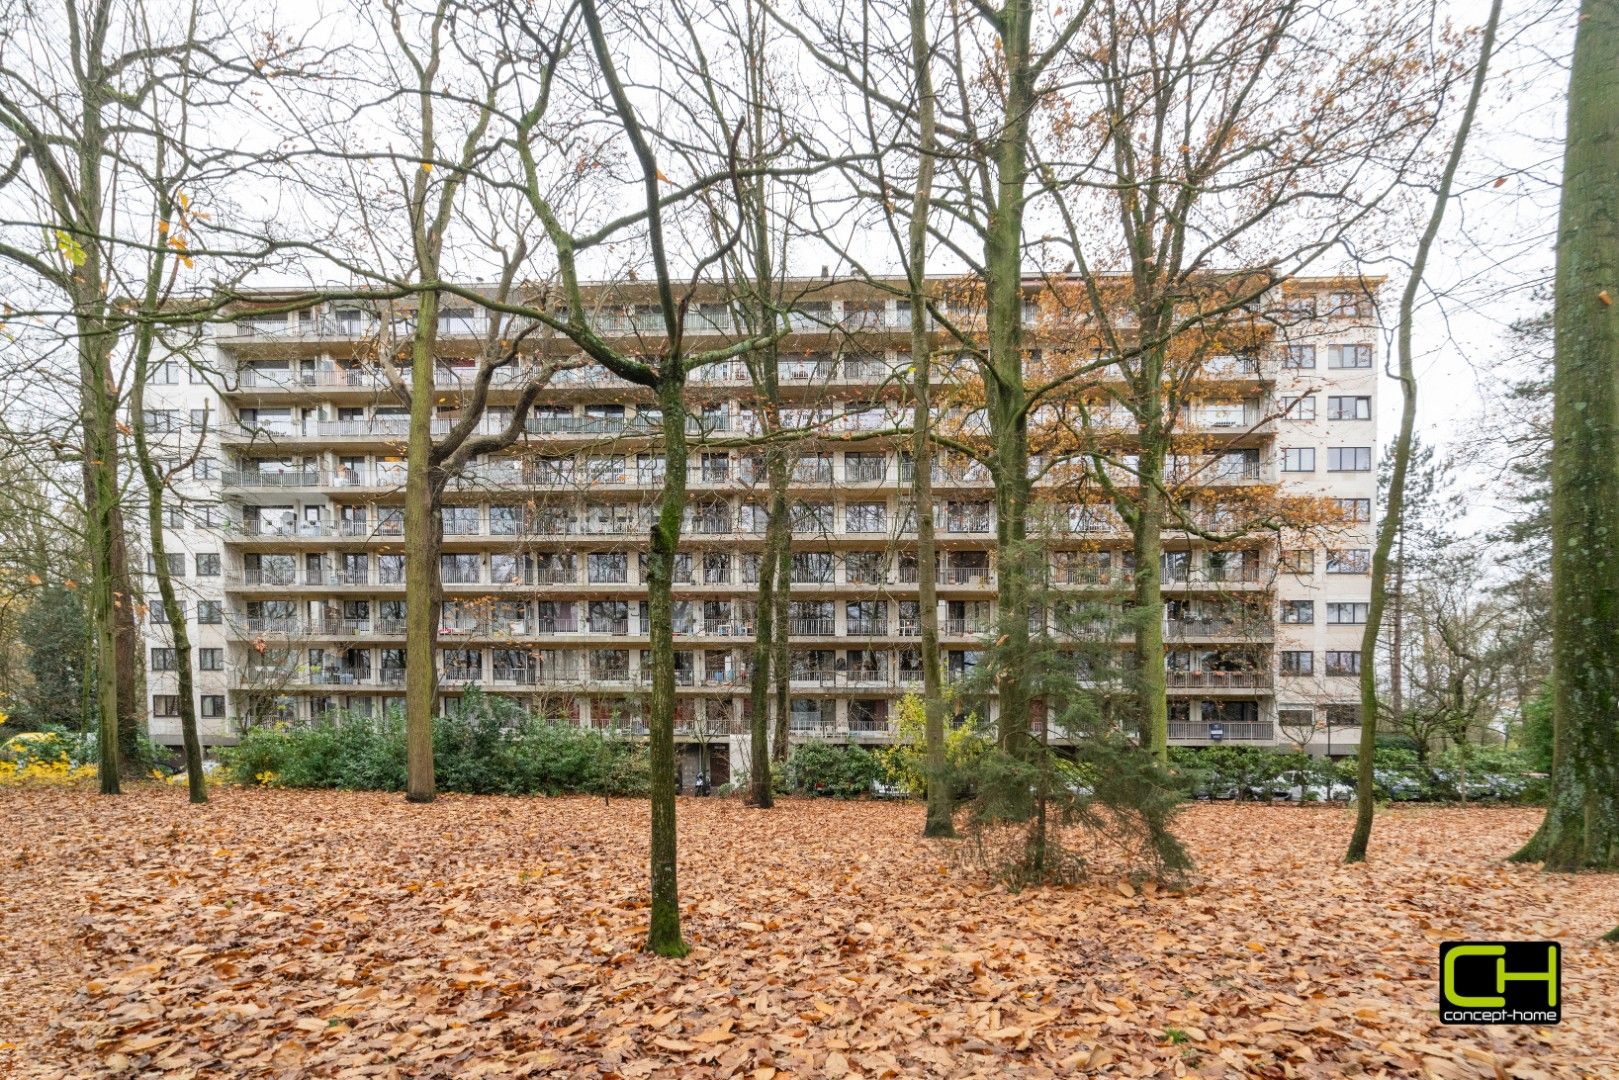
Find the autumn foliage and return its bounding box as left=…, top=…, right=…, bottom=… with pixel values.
left=1, top=789, right=1615, bottom=1078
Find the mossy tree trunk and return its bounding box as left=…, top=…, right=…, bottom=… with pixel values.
left=1518, top=0, right=1619, bottom=879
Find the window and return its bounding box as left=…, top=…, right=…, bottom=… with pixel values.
left=1327, top=446, right=1372, bottom=471
left=1334, top=499, right=1372, bottom=523
left=195, top=553, right=221, bottom=576
left=150, top=602, right=184, bottom=624
left=590, top=649, right=630, bottom=681
left=1278, top=707, right=1315, bottom=729
left=1280, top=395, right=1316, bottom=421
left=379, top=554, right=405, bottom=583
left=197, top=601, right=222, bottom=624
left=1281, top=447, right=1315, bottom=472
left=151, top=647, right=177, bottom=671
left=1327, top=395, right=1372, bottom=420
left=440, top=553, right=481, bottom=584
left=1328, top=292, right=1370, bottom=319
left=148, top=360, right=179, bottom=385
left=702, top=552, right=731, bottom=584
left=198, top=648, right=224, bottom=671
left=192, top=457, right=219, bottom=481
left=844, top=552, right=887, bottom=585
left=194, top=503, right=223, bottom=528
left=1325, top=650, right=1361, bottom=676
left=1326, top=704, right=1363, bottom=727
left=162, top=504, right=184, bottom=528
left=1326, top=548, right=1371, bottom=573
left=142, top=409, right=180, bottom=433
left=442, top=506, right=480, bottom=535
left=441, top=648, right=482, bottom=681
left=489, top=505, right=524, bottom=535
left=148, top=552, right=186, bottom=576
left=845, top=502, right=886, bottom=533
left=1327, top=602, right=1370, bottom=624
left=152, top=695, right=181, bottom=718
left=200, top=695, right=226, bottom=719
left=791, top=552, right=835, bottom=584
left=1280, top=651, right=1314, bottom=675
left=845, top=452, right=886, bottom=482
left=588, top=552, right=628, bottom=584
left=1279, top=549, right=1315, bottom=575
left=1327, top=344, right=1373, bottom=369
left=1281, top=600, right=1315, bottom=624
left=1282, top=345, right=1316, bottom=370
left=846, top=600, right=887, bottom=636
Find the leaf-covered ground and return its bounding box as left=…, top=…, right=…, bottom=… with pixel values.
left=1, top=789, right=1614, bottom=1079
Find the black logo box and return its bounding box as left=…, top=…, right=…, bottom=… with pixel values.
left=1439, top=941, right=1561, bottom=1025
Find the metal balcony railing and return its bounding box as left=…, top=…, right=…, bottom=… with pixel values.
left=789, top=617, right=836, bottom=636
left=1166, top=670, right=1274, bottom=689
left=1168, top=720, right=1274, bottom=740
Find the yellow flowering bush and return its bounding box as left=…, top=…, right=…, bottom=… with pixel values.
left=0, top=755, right=98, bottom=785
left=0, top=731, right=98, bottom=785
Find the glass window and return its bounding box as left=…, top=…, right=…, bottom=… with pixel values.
left=1325, top=650, right=1361, bottom=676
left=1327, top=447, right=1372, bottom=471
left=588, top=552, right=628, bottom=583
left=1334, top=499, right=1372, bottom=523
left=1327, top=343, right=1373, bottom=368
left=1327, top=395, right=1372, bottom=420
left=1280, top=651, right=1313, bottom=675
left=1327, top=602, right=1370, bottom=624
left=1281, top=600, right=1315, bottom=624
left=1282, top=345, right=1316, bottom=369
left=1281, top=448, right=1315, bottom=472
left=1280, top=395, right=1315, bottom=420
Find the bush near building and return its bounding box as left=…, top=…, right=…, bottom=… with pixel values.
left=225, top=690, right=648, bottom=797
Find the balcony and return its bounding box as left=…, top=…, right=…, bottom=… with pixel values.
left=845, top=619, right=887, bottom=636
left=789, top=617, right=836, bottom=636
left=1165, top=617, right=1273, bottom=640
left=1166, top=670, right=1274, bottom=690
left=1168, top=720, right=1274, bottom=741
left=221, top=469, right=321, bottom=489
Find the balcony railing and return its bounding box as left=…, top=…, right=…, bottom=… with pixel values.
left=789, top=617, right=836, bottom=636
left=1166, top=670, right=1274, bottom=689
left=1168, top=720, right=1274, bottom=741
left=222, top=469, right=321, bottom=488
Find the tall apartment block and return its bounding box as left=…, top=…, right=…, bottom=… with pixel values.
left=136, top=277, right=1378, bottom=782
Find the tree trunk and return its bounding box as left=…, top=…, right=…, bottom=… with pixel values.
left=913, top=350, right=952, bottom=835
left=1133, top=465, right=1169, bottom=761
left=747, top=441, right=785, bottom=806
left=1349, top=0, right=1502, bottom=864
left=81, top=345, right=122, bottom=795
left=129, top=255, right=206, bottom=802
left=404, top=297, right=441, bottom=804
left=646, top=375, right=690, bottom=957
left=1528, top=0, right=1619, bottom=874
left=905, top=0, right=949, bottom=835
left=770, top=464, right=791, bottom=765
left=982, top=0, right=1036, bottom=756
left=109, top=503, right=145, bottom=767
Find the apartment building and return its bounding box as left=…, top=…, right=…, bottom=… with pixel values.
left=136, top=277, right=1378, bottom=778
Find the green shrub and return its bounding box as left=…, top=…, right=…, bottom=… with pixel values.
left=224, top=689, right=648, bottom=797
left=1169, top=745, right=1290, bottom=800
left=782, top=742, right=884, bottom=798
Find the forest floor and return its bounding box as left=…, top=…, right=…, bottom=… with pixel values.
left=0, top=788, right=1614, bottom=1079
